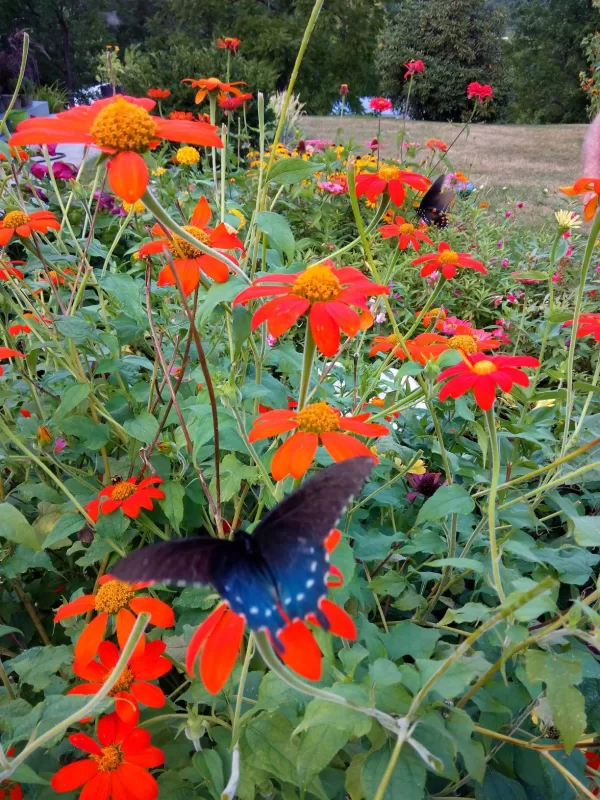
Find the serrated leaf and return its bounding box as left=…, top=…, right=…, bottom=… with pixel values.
left=160, top=481, right=185, bottom=531
left=61, top=416, right=109, bottom=449
left=256, top=212, right=295, bottom=262
left=54, top=316, right=95, bottom=339
left=95, top=512, right=130, bottom=539
left=0, top=503, right=42, bottom=551
left=44, top=513, right=86, bottom=548
left=294, top=694, right=371, bottom=738
left=53, top=383, right=90, bottom=421
left=370, top=658, right=403, bottom=686
left=124, top=412, right=159, bottom=444
left=427, top=557, right=484, bottom=573
left=244, top=712, right=297, bottom=784
left=416, top=484, right=474, bottom=525
left=6, top=645, right=73, bottom=690
left=199, top=277, right=245, bottom=324
left=11, top=763, right=49, bottom=785
left=213, top=454, right=260, bottom=503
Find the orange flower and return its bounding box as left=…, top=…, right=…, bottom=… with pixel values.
left=0, top=346, right=25, bottom=376
left=68, top=640, right=171, bottom=724
left=438, top=353, right=539, bottom=410
left=186, top=529, right=353, bottom=693
left=182, top=77, right=246, bottom=105
left=560, top=177, right=600, bottom=221
left=563, top=312, right=600, bottom=341
left=218, top=93, right=253, bottom=111
left=422, top=307, right=446, bottom=328
left=0, top=748, right=22, bottom=800
left=355, top=165, right=430, bottom=206
left=147, top=88, right=171, bottom=100
left=168, top=110, right=195, bottom=121
left=425, top=138, right=448, bottom=152
left=50, top=712, right=164, bottom=799
left=140, top=196, right=244, bottom=295
left=10, top=95, right=223, bottom=202
left=0, top=262, right=24, bottom=280
left=37, top=425, right=52, bottom=445
left=378, top=214, right=433, bottom=251
left=0, top=146, right=28, bottom=162
left=412, top=241, right=486, bottom=280
left=370, top=332, right=449, bottom=363
left=365, top=396, right=399, bottom=421
left=85, top=476, right=165, bottom=523
left=233, top=260, right=389, bottom=356
left=0, top=209, right=60, bottom=247
left=217, top=37, right=242, bottom=54
left=54, top=575, right=174, bottom=663
left=248, top=401, right=388, bottom=480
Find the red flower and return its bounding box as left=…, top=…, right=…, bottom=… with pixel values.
left=564, top=312, right=600, bottom=340
left=147, top=88, right=171, bottom=100
left=0, top=347, right=25, bottom=377
left=186, top=529, right=354, bottom=693
left=19, top=408, right=31, bottom=418
left=586, top=751, right=600, bottom=796
left=0, top=146, right=28, bottom=163
left=467, top=82, right=493, bottom=103
left=218, top=93, right=253, bottom=111
left=233, top=260, right=389, bottom=356
left=54, top=575, right=174, bottom=663
left=9, top=324, right=31, bottom=337
left=437, top=353, right=540, bottom=410
left=140, top=196, right=244, bottom=295
left=248, top=401, right=388, bottom=480
left=68, top=640, right=171, bottom=724
left=370, top=332, right=449, bottom=363
left=10, top=96, right=222, bottom=202
left=412, top=241, right=486, bottom=280
left=560, top=177, right=600, bottom=221
left=0, top=262, right=24, bottom=280
left=217, top=37, right=242, bottom=54
left=168, top=110, right=195, bottom=121
left=340, top=83, right=349, bottom=95
left=85, top=476, right=165, bottom=523
left=369, top=97, right=393, bottom=113
left=379, top=214, right=433, bottom=251
left=0, top=748, right=22, bottom=800
left=182, top=77, right=246, bottom=104
left=0, top=209, right=60, bottom=247
left=355, top=165, right=430, bottom=207
left=404, top=59, right=425, bottom=79
left=51, top=712, right=164, bottom=799
left=425, top=138, right=448, bottom=152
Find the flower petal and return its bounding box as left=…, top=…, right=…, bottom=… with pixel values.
left=252, top=295, right=309, bottom=338
left=338, top=417, right=389, bottom=437
left=155, top=118, right=223, bottom=148
left=131, top=681, right=166, bottom=708
left=186, top=603, right=228, bottom=674
left=108, top=151, right=149, bottom=203
left=51, top=760, right=98, bottom=792
left=320, top=431, right=378, bottom=464
left=117, top=608, right=145, bottom=660
left=309, top=302, right=340, bottom=356
left=473, top=375, right=497, bottom=410
left=69, top=733, right=103, bottom=757
left=200, top=608, right=245, bottom=694
left=190, top=196, right=211, bottom=228
left=196, top=254, right=229, bottom=283
left=125, top=746, right=165, bottom=769
left=80, top=771, right=112, bottom=800
left=323, top=301, right=361, bottom=339
left=276, top=621, right=322, bottom=681
left=271, top=432, right=318, bottom=481
left=112, top=762, right=160, bottom=800
left=54, top=594, right=96, bottom=622
left=129, top=596, right=175, bottom=627
left=74, top=613, right=108, bottom=664
left=247, top=417, right=298, bottom=442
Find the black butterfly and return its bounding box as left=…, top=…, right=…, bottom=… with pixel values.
left=111, top=457, right=374, bottom=642
left=416, top=174, right=455, bottom=228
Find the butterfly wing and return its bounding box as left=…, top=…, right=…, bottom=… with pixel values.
left=416, top=175, right=455, bottom=228
left=253, top=457, right=374, bottom=630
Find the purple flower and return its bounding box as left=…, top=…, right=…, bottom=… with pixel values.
left=497, top=240, right=503, bottom=249
left=406, top=472, right=444, bottom=501
left=505, top=211, right=512, bottom=218
left=94, top=191, right=115, bottom=211
left=53, top=162, right=76, bottom=180
left=54, top=437, right=67, bottom=453
left=30, top=162, right=49, bottom=179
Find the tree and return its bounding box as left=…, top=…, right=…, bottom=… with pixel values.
left=377, top=0, right=507, bottom=121
left=507, top=0, right=597, bottom=124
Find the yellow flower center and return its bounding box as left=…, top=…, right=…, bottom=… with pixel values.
left=378, top=165, right=400, bottom=182
left=448, top=334, right=477, bottom=354
left=90, top=98, right=159, bottom=153
left=472, top=360, right=497, bottom=375
left=397, top=223, right=415, bottom=234
left=110, top=666, right=135, bottom=693
left=93, top=744, right=123, bottom=772
left=369, top=397, right=384, bottom=408
left=296, top=402, right=340, bottom=434
left=386, top=334, right=399, bottom=345
left=123, top=200, right=145, bottom=214
left=171, top=225, right=211, bottom=259
left=292, top=265, right=341, bottom=303
left=438, top=249, right=459, bottom=265
left=95, top=580, right=136, bottom=614
left=110, top=481, right=138, bottom=501
left=3, top=210, right=29, bottom=229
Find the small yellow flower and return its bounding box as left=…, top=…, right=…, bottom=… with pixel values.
left=176, top=146, right=200, bottom=166
left=555, top=209, right=581, bottom=233
left=408, top=458, right=426, bottom=475
left=335, top=145, right=345, bottom=159
left=152, top=167, right=167, bottom=177
left=132, top=251, right=141, bottom=261
left=123, top=200, right=145, bottom=214
left=369, top=445, right=379, bottom=457
left=114, top=46, right=120, bottom=52
left=38, top=425, right=52, bottom=445
left=229, top=208, right=246, bottom=229
left=533, top=399, right=556, bottom=409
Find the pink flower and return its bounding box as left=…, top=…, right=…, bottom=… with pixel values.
left=517, top=202, right=523, bottom=208
left=30, top=161, right=76, bottom=180
left=595, top=264, right=600, bottom=274
left=506, top=292, right=517, bottom=303
left=552, top=273, right=561, bottom=283
left=369, top=97, right=393, bottom=113
left=364, top=138, right=380, bottom=150
left=565, top=247, right=574, bottom=258
left=501, top=258, right=509, bottom=267
left=318, top=181, right=345, bottom=194
left=497, top=240, right=503, bottom=249
left=267, top=334, right=277, bottom=347
left=493, top=296, right=502, bottom=307
left=505, top=211, right=512, bottom=218
left=54, top=437, right=67, bottom=453
left=404, top=59, right=425, bottom=79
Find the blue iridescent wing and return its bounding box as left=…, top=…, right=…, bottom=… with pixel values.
left=253, top=457, right=373, bottom=629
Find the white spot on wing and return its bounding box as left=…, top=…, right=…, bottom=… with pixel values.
left=310, top=560, right=318, bottom=573
left=306, top=578, right=315, bottom=589
left=296, top=593, right=305, bottom=602
left=249, top=606, right=259, bottom=615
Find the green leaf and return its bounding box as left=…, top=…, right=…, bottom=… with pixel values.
left=573, top=516, right=600, bottom=546
left=199, top=277, right=246, bottom=324
left=362, top=742, right=426, bottom=800
left=398, top=361, right=424, bottom=378
left=11, top=764, right=49, bottom=786
left=381, top=621, right=441, bottom=660
left=267, top=158, right=325, bottom=185
left=256, top=671, right=305, bottom=711
left=96, top=513, right=130, bottom=539
left=6, top=645, right=73, bottom=690
left=61, top=416, right=109, bottom=449
left=416, top=484, right=475, bottom=525
left=525, top=650, right=586, bottom=753
left=472, top=420, right=488, bottom=467
left=192, top=750, right=225, bottom=800
left=101, top=273, right=144, bottom=322
left=44, top=513, right=86, bottom=548
left=0, top=503, right=42, bottom=550
left=476, top=771, right=528, bottom=800
left=232, top=305, right=252, bottom=358
left=244, top=712, right=297, bottom=784
left=0, top=624, right=22, bottom=638
left=160, top=481, right=185, bottom=531
left=370, top=658, right=404, bottom=686
left=124, top=412, right=159, bottom=444
left=297, top=726, right=350, bottom=787
left=214, top=454, right=260, bottom=503
left=510, top=271, right=549, bottom=281
left=294, top=695, right=371, bottom=739
left=54, top=315, right=95, bottom=340
left=427, top=557, right=485, bottom=573
left=416, top=652, right=491, bottom=700
left=53, top=383, right=90, bottom=421
left=256, top=212, right=295, bottom=262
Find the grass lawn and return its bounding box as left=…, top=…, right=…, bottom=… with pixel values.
left=300, top=117, right=588, bottom=223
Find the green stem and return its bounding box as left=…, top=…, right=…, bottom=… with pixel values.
left=220, top=123, right=227, bottom=222
left=0, top=34, right=28, bottom=134
left=403, top=276, right=446, bottom=340
left=231, top=633, right=254, bottom=746
left=374, top=734, right=407, bottom=800
left=0, top=613, right=150, bottom=781
left=485, top=405, right=505, bottom=602
left=209, top=94, right=219, bottom=200
left=560, top=210, right=600, bottom=457
left=498, top=459, right=600, bottom=510
left=297, top=327, right=317, bottom=410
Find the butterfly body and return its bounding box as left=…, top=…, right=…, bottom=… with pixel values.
left=111, top=458, right=373, bottom=645
left=416, top=174, right=455, bottom=228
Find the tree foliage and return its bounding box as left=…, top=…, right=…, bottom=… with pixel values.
left=377, top=0, right=507, bottom=121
